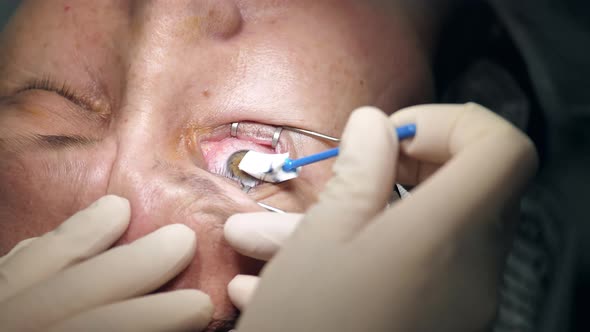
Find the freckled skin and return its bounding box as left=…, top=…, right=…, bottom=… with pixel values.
left=0, top=0, right=436, bottom=326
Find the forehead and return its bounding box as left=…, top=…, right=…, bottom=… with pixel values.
left=0, top=0, right=418, bottom=84
left=1, top=0, right=406, bottom=39
left=0, top=1, right=430, bottom=129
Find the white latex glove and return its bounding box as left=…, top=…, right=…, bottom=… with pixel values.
left=0, top=195, right=213, bottom=332
left=224, top=103, right=538, bottom=331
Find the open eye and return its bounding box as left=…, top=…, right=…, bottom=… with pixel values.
left=221, top=150, right=260, bottom=189
left=199, top=122, right=290, bottom=190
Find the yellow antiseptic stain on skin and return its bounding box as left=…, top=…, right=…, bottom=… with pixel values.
left=176, top=16, right=202, bottom=38
left=174, top=123, right=213, bottom=165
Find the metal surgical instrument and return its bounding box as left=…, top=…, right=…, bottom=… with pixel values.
left=257, top=202, right=286, bottom=213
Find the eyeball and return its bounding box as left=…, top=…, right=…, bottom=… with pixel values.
left=224, top=150, right=260, bottom=189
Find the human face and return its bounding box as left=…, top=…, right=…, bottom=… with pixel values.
left=0, top=0, right=433, bottom=329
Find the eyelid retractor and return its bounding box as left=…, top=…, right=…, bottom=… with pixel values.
left=238, top=123, right=416, bottom=183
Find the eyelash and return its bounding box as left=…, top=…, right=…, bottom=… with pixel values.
left=215, top=157, right=261, bottom=190
left=23, top=77, right=79, bottom=102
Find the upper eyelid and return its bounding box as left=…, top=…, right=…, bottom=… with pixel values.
left=18, top=77, right=108, bottom=115
left=198, top=121, right=287, bottom=147
left=197, top=121, right=340, bottom=148
left=19, top=78, right=88, bottom=110
left=232, top=122, right=286, bottom=146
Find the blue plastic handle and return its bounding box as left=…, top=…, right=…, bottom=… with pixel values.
left=282, top=123, right=416, bottom=172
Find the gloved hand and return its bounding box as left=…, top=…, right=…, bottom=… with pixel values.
left=0, top=195, right=213, bottom=332
left=224, top=103, right=538, bottom=331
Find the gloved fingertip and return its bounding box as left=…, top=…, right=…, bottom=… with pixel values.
left=339, top=106, right=392, bottom=155
left=226, top=212, right=269, bottom=225
left=179, top=289, right=215, bottom=320
left=351, top=105, right=386, bottom=115
left=53, top=195, right=131, bottom=241
left=224, top=212, right=274, bottom=247
left=225, top=213, right=302, bottom=260
left=228, top=274, right=259, bottom=310
left=390, top=104, right=448, bottom=137
left=224, top=214, right=253, bottom=245
left=148, top=224, right=197, bottom=260
left=90, top=195, right=130, bottom=212
left=349, top=105, right=389, bottom=121
left=81, top=195, right=131, bottom=230
left=158, top=223, right=197, bottom=243
left=225, top=214, right=270, bottom=260
left=325, top=105, right=396, bottom=197
left=345, top=106, right=388, bottom=133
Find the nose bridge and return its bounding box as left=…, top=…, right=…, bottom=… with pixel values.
left=106, top=108, right=163, bottom=218
left=104, top=0, right=247, bottom=228
left=105, top=114, right=204, bottom=242
left=91, top=2, right=257, bottom=318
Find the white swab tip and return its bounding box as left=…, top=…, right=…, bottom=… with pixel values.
left=238, top=151, right=299, bottom=183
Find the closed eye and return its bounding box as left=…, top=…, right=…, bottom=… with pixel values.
left=19, top=77, right=95, bottom=112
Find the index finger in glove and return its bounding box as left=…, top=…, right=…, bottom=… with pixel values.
left=393, top=103, right=536, bottom=185
left=0, top=237, right=37, bottom=266
left=225, top=212, right=302, bottom=261
left=0, top=195, right=130, bottom=301
left=290, top=106, right=398, bottom=245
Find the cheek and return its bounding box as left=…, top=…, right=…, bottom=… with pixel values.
left=0, top=148, right=113, bottom=255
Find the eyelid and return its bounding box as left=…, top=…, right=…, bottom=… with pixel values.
left=19, top=77, right=102, bottom=114
left=197, top=121, right=292, bottom=153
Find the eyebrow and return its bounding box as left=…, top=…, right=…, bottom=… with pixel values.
left=0, top=134, right=99, bottom=153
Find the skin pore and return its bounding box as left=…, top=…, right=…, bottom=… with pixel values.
left=0, top=0, right=443, bottom=330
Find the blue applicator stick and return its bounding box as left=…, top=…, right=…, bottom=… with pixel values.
left=282, top=123, right=416, bottom=172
